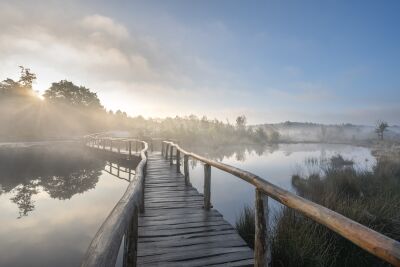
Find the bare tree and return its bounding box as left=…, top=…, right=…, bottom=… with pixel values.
left=375, top=120, right=389, bottom=140
left=236, top=115, right=247, bottom=129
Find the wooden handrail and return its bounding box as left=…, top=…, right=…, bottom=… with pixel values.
left=162, top=141, right=400, bottom=266
left=82, top=136, right=148, bottom=267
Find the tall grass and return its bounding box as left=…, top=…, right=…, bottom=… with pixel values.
left=235, top=155, right=400, bottom=267
left=235, top=205, right=255, bottom=249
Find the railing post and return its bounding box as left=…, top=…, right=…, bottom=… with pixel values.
left=169, top=145, right=173, bottom=165
left=165, top=144, right=169, bottom=159
left=161, top=142, right=164, bottom=156
left=129, top=141, right=132, bottom=159
left=203, top=164, right=211, bottom=210
left=184, top=155, right=189, bottom=185
left=123, top=206, right=138, bottom=267
left=176, top=149, right=181, bottom=173
left=255, top=189, right=271, bottom=267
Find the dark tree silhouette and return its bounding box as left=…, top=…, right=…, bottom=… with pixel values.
left=236, top=115, right=247, bottom=129
left=0, top=145, right=105, bottom=217
left=40, top=168, right=102, bottom=200
left=375, top=120, right=389, bottom=140
left=10, top=181, right=38, bottom=219
left=18, top=66, right=36, bottom=89
left=0, top=66, right=36, bottom=97
left=44, top=80, right=103, bottom=109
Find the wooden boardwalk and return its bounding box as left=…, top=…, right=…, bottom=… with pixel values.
left=137, top=153, right=254, bottom=267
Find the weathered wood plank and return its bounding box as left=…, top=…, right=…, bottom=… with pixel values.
left=137, top=153, right=253, bottom=266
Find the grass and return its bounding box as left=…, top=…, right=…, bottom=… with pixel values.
left=235, top=205, right=255, bottom=249
left=235, top=155, right=400, bottom=267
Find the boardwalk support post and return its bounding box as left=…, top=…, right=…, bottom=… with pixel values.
left=123, top=205, right=138, bottom=267
left=165, top=144, right=169, bottom=159
left=203, top=164, right=211, bottom=210
left=169, top=145, right=173, bottom=165
left=161, top=142, right=164, bottom=156
left=255, top=189, right=271, bottom=267
left=184, top=154, right=189, bottom=185
left=129, top=141, right=132, bottom=159
left=176, top=149, right=181, bottom=173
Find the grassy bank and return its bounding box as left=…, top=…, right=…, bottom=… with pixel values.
left=236, top=155, right=400, bottom=266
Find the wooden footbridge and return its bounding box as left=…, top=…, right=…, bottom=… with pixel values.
left=82, top=135, right=400, bottom=267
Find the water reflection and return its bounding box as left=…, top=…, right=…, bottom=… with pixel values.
left=104, top=161, right=135, bottom=182
left=183, top=143, right=376, bottom=225
left=0, top=143, right=135, bottom=267
left=0, top=144, right=104, bottom=218
left=10, top=181, right=38, bottom=218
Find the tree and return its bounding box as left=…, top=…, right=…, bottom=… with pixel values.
left=0, top=66, right=36, bottom=97
left=43, top=80, right=103, bottom=109
left=236, top=115, right=247, bottom=129
left=270, top=130, right=280, bottom=143
left=18, top=66, right=36, bottom=89
left=255, top=127, right=268, bottom=142
left=375, top=120, right=389, bottom=140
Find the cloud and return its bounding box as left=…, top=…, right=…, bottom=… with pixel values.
left=80, top=14, right=129, bottom=40
left=0, top=1, right=252, bottom=122
left=0, top=1, right=398, bottom=125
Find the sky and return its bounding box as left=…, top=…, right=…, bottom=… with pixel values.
left=0, top=0, right=399, bottom=125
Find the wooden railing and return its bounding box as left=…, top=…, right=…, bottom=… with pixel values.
left=162, top=141, right=400, bottom=267
left=104, top=162, right=134, bottom=182
left=82, top=135, right=148, bottom=267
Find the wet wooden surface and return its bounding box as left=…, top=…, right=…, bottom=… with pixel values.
left=137, top=153, right=254, bottom=267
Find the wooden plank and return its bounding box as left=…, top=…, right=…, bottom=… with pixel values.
left=137, top=153, right=253, bottom=267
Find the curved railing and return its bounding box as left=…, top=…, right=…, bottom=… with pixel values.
left=82, top=135, right=148, bottom=267
left=162, top=141, right=400, bottom=267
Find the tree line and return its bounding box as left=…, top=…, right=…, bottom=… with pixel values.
left=0, top=67, right=277, bottom=145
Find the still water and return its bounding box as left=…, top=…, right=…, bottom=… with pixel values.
left=184, top=143, right=376, bottom=225
left=0, top=142, right=375, bottom=266
left=0, top=143, right=134, bottom=267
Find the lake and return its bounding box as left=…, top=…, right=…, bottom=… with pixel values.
left=0, top=142, right=375, bottom=266
left=0, top=143, right=135, bottom=267
left=184, top=143, right=376, bottom=225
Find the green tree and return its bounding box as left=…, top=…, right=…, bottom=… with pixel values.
left=43, top=80, right=103, bottom=109
left=375, top=120, right=389, bottom=140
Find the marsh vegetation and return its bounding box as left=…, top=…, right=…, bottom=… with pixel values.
left=235, top=154, right=400, bottom=266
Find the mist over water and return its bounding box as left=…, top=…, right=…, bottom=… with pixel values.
left=183, top=143, right=376, bottom=225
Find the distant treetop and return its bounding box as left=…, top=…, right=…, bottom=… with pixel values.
left=0, top=66, right=36, bottom=97
left=44, top=80, right=103, bottom=109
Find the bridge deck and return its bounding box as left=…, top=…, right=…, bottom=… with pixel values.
left=137, top=153, right=254, bottom=266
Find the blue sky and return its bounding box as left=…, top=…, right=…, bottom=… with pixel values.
left=0, top=0, right=399, bottom=125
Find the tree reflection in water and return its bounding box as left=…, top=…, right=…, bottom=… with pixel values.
left=10, top=181, right=38, bottom=218
left=0, top=143, right=105, bottom=218
left=184, top=143, right=279, bottom=167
